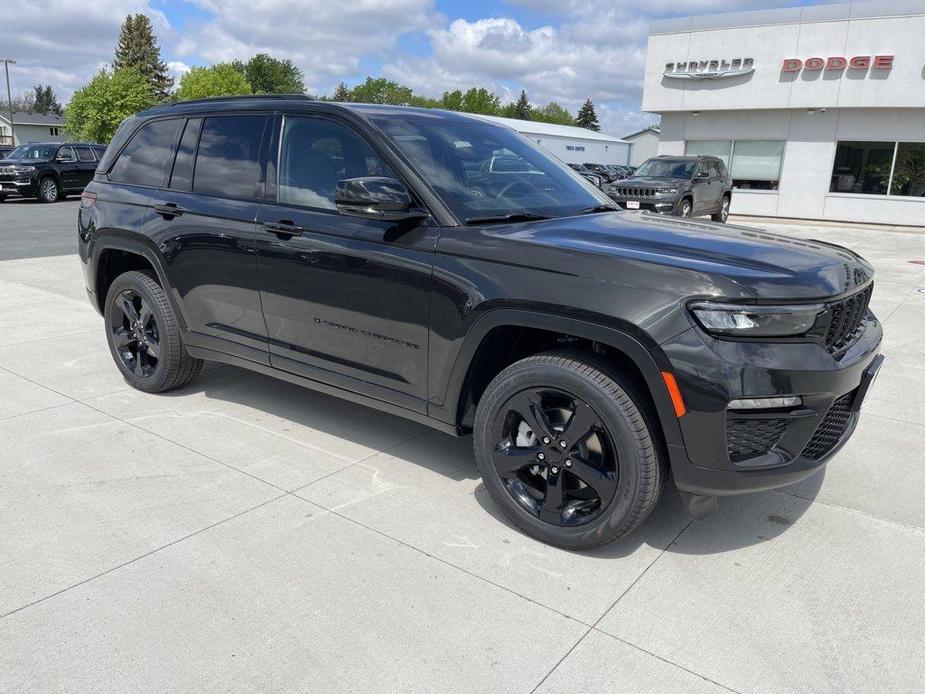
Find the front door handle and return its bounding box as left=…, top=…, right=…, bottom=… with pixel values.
left=154, top=202, right=184, bottom=218
left=264, top=220, right=304, bottom=238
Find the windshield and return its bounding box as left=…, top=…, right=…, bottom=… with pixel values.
left=635, top=159, right=696, bottom=179
left=370, top=114, right=611, bottom=222
left=5, top=144, right=57, bottom=161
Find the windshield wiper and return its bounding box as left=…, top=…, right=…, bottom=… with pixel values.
left=465, top=212, right=551, bottom=226
left=574, top=204, right=621, bottom=215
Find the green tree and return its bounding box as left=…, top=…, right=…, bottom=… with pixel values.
left=460, top=87, right=501, bottom=115
left=532, top=102, right=574, bottom=126
left=350, top=77, right=413, bottom=105
left=175, top=64, right=252, bottom=101
left=331, top=82, right=352, bottom=102
left=32, top=85, right=61, bottom=114
left=576, top=98, right=600, bottom=132
left=440, top=89, right=464, bottom=111
left=511, top=89, right=531, bottom=120
left=231, top=54, right=305, bottom=94
left=408, top=94, right=442, bottom=109
left=113, top=14, right=173, bottom=100
left=65, top=68, right=156, bottom=143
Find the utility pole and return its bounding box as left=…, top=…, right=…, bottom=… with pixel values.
left=2, top=59, right=16, bottom=146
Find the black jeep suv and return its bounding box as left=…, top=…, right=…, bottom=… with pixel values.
left=608, top=155, right=732, bottom=222
left=0, top=141, right=106, bottom=203
left=78, top=97, right=883, bottom=549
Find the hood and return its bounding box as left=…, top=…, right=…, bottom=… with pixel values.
left=492, top=212, right=873, bottom=300
left=614, top=176, right=688, bottom=188
left=0, top=157, right=49, bottom=166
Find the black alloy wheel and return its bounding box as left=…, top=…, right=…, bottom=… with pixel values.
left=474, top=352, right=665, bottom=550
left=109, top=289, right=160, bottom=378
left=103, top=270, right=202, bottom=393
left=491, top=387, right=618, bottom=527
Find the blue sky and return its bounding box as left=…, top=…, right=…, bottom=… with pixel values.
left=8, top=0, right=832, bottom=135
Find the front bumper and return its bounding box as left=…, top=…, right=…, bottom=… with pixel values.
left=607, top=193, right=677, bottom=214
left=661, top=317, right=883, bottom=497
left=0, top=178, right=37, bottom=197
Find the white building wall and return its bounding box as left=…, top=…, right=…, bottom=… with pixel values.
left=626, top=131, right=661, bottom=166
left=659, top=108, right=925, bottom=225
left=523, top=134, right=630, bottom=166
left=12, top=124, right=67, bottom=145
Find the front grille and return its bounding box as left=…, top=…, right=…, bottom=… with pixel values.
left=616, top=187, right=657, bottom=197
left=824, top=285, right=872, bottom=355
left=727, top=417, right=789, bottom=461
left=801, top=392, right=855, bottom=460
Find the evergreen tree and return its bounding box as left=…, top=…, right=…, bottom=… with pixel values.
left=332, top=82, right=352, bottom=102
left=576, top=98, right=600, bottom=132
left=512, top=89, right=531, bottom=120
left=32, top=85, right=61, bottom=114
left=113, top=14, right=173, bottom=100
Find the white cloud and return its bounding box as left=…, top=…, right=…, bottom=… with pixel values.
left=172, top=0, right=439, bottom=94
left=1, top=0, right=169, bottom=102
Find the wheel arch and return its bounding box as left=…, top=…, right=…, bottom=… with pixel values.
left=435, top=308, right=684, bottom=449
left=88, top=233, right=187, bottom=330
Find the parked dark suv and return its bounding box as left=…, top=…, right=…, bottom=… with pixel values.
left=608, top=155, right=732, bottom=222
left=0, top=141, right=106, bottom=203
left=78, top=97, right=883, bottom=549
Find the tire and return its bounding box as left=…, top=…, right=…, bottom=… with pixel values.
left=677, top=197, right=693, bottom=218
left=473, top=351, right=665, bottom=550
left=712, top=195, right=730, bottom=223
left=0, top=195, right=6, bottom=203
left=104, top=270, right=203, bottom=393
left=38, top=176, right=59, bottom=203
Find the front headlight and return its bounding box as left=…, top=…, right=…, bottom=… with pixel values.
left=14, top=165, right=35, bottom=173
left=690, top=302, right=824, bottom=337
left=660, top=188, right=678, bottom=194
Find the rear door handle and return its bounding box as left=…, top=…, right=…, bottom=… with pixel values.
left=154, top=203, right=184, bottom=218
left=264, top=220, right=304, bottom=238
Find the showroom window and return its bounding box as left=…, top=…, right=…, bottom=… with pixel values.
left=685, top=140, right=784, bottom=190
left=830, top=141, right=925, bottom=197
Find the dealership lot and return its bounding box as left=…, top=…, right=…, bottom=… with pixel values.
left=1, top=200, right=924, bottom=692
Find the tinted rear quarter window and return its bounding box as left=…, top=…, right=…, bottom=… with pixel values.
left=75, top=146, right=95, bottom=162
left=109, top=118, right=182, bottom=187
left=193, top=116, right=267, bottom=200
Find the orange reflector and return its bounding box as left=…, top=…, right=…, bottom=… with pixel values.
left=661, top=371, right=687, bottom=418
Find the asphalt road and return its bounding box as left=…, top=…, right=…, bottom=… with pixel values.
left=0, top=198, right=80, bottom=261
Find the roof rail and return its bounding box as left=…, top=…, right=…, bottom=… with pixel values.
left=165, top=94, right=315, bottom=107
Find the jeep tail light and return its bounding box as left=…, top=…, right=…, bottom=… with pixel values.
left=80, top=191, right=97, bottom=208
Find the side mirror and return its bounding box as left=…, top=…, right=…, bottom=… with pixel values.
left=695, top=170, right=710, bottom=178
left=335, top=177, right=428, bottom=223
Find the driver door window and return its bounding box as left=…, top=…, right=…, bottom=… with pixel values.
left=278, top=116, right=395, bottom=210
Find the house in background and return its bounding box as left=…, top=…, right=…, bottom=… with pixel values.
left=623, top=126, right=661, bottom=167
left=0, top=111, right=68, bottom=147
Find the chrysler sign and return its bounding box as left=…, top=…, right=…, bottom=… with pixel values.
left=664, top=58, right=754, bottom=80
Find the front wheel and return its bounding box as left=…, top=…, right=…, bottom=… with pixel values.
left=677, top=198, right=692, bottom=218
left=38, top=176, right=59, bottom=203
left=104, top=270, right=203, bottom=393
left=473, top=352, right=665, bottom=550
left=712, top=195, right=730, bottom=223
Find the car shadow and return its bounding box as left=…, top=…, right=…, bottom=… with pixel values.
left=169, top=361, right=823, bottom=557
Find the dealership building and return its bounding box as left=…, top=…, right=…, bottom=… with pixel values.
left=644, top=0, right=925, bottom=225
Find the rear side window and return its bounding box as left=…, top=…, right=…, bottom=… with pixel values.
left=92, top=146, right=107, bottom=160
left=169, top=118, right=202, bottom=191
left=193, top=116, right=267, bottom=200
left=109, top=118, right=182, bottom=187
left=57, top=146, right=76, bottom=162
left=75, top=146, right=95, bottom=162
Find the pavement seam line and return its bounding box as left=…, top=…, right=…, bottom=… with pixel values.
left=0, top=328, right=99, bottom=349
left=590, top=629, right=743, bottom=694
left=771, top=487, right=925, bottom=534
left=0, top=493, right=289, bottom=621
left=528, top=519, right=693, bottom=693
left=288, top=492, right=593, bottom=630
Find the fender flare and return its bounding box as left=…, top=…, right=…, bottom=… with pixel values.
left=432, top=307, right=684, bottom=447
left=86, top=230, right=188, bottom=330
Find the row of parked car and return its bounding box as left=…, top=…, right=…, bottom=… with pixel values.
left=567, top=162, right=636, bottom=188
left=0, top=141, right=107, bottom=203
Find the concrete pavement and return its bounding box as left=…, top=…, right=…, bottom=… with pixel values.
left=1, top=206, right=924, bottom=692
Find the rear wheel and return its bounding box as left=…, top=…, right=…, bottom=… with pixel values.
left=712, top=195, right=730, bottom=223
left=104, top=271, right=202, bottom=393
left=474, top=351, right=664, bottom=550
left=38, top=176, right=59, bottom=203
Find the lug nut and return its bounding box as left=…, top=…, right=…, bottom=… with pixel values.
left=537, top=452, right=545, bottom=461
left=565, top=460, right=572, bottom=467
left=559, top=440, right=568, bottom=449
left=551, top=466, right=559, bottom=473
left=542, top=437, right=550, bottom=445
